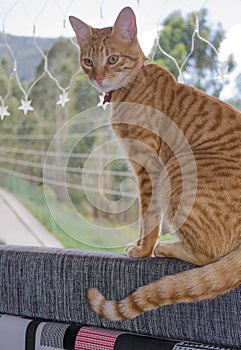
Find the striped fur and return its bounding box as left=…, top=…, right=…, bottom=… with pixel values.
left=70, top=7, right=241, bottom=320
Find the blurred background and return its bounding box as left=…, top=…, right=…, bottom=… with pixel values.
left=0, top=0, right=240, bottom=251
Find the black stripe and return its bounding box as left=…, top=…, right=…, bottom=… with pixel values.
left=114, top=333, right=178, bottom=350
left=25, top=320, right=41, bottom=350
left=63, top=324, right=82, bottom=350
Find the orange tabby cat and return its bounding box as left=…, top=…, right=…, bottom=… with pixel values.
left=69, top=7, right=241, bottom=320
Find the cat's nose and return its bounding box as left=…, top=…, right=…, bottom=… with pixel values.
left=95, top=76, right=104, bottom=85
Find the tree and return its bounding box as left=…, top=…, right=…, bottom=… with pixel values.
left=227, top=73, right=241, bottom=110
left=151, top=8, right=235, bottom=97
left=0, top=38, right=100, bottom=188
left=29, top=38, right=100, bottom=201
left=0, top=56, right=9, bottom=97
left=31, top=38, right=99, bottom=122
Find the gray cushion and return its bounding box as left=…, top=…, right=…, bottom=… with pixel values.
left=0, top=245, right=240, bottom=348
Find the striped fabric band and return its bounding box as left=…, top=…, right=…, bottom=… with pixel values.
left=40, top=322, right=70, bottom=347
left=26, top=319, right=42, bottom=350
left=74, top=326, right=124, bottom=350
left=173, top=342, right=231, bottom=350
left=0, top=314, right=31, bottom=349
left=0, top=314, right=234, bottom=350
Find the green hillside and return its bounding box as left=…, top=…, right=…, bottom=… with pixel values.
left=0, top=32, right=55, bottom=81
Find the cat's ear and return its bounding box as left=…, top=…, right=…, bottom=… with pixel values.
left=69, top=16, right=92, bottom=47
left=111, top=7, right=137, bottom=42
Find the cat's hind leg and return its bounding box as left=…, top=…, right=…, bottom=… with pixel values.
left=154, top=241, right=215, bottom=266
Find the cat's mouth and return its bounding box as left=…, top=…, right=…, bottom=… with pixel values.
left=92, top=79, right=115, bottom=93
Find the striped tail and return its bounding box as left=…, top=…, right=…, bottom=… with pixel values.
left=87, top=245, right=241, bottom=321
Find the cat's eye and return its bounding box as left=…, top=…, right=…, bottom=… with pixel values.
left=83, top=58, right=93, bottom=67
left=108, top=55, right=119, bottom=65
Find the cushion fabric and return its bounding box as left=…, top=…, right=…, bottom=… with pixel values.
left=0, top=245, right=239, bottom=349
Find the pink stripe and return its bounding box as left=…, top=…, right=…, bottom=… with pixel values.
left=74, top=326, right=124, bottom=350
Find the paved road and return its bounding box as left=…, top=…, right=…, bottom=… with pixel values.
left=0, top=188, right=62, bottom=247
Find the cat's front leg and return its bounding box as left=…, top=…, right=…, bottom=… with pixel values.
left=126, top=166, right=161, bottom=257
left=125, top=225, right=160, bottom=257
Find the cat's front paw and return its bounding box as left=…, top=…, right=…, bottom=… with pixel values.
left=125, top=242, right=153, bottom=257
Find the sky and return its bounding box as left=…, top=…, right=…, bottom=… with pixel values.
left=0, top=0, right=241, bottom=93
left=0, top=0, right=240, bottom=57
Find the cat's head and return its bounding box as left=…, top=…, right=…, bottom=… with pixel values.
left=69, top=7, right=146, bottom=93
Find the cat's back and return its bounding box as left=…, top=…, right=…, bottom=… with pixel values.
left=112, top=63, right=241, bottom=159
left=113, top=63, right=241, bottom=125
left=112, top=63, right=176, bottom=112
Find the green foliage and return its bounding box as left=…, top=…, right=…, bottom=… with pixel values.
left=0, top=56, right=9, bottom=96
left=227, top=73, right=241, bottom=110
left=69, top=74, right=99, bottom=113
left=31, top=38, right=98, bottom=122
left=0, top=173, right=141, bottom=252
left=151, top=8, right=235, bottom=97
